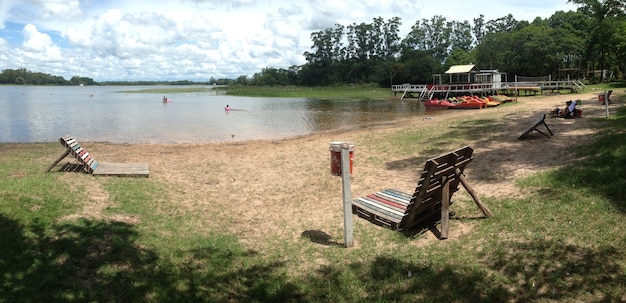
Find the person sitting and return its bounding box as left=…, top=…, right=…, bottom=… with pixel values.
left=549, top=106, right=562, bottom=118
left=562, top=100, right=577, bottom=118
left=550, top=101, right=576, bottom=118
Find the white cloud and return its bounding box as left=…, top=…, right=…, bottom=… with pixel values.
left=38, top=0, right=82, bottom=20
left=0, top=0, right=579, bottom=81
left=21, top=23, right=62, bottom=61
left=62, top=26, right=91, bottom=47
left=0, top=0, right=20, bottom=29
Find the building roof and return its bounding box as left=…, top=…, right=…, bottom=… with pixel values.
left=445, top=64, right=476, bottom=74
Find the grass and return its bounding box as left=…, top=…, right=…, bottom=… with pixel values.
left=1, top=93, right=625, bottom=302
left=118, top=87, right=215, bottom=94
left=218, top=84, right=394, bottom=100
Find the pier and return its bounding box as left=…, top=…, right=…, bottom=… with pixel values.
left=392, top=80, right=585, bottom=100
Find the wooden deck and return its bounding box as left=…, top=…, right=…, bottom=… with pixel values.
left=391, top=80, right=585, bottom=100
left=92, top=163, right=150, bottom=177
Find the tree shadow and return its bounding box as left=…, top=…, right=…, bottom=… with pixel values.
left=304, top=237, right=625, bottom=302
left=2, top=212, right=624, bottom=301
left=383, top=101, right=626, bottom=212
left=0, top=214, right=300, bottom=302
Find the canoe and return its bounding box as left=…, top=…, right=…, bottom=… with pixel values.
left=424, top=99, right=456, bottom=109
left=481, top=96, right=501, bottom=107
left=450, top=96, right=485, bottom=109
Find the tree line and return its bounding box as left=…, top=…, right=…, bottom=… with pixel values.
left=0, top=68, right=96, bottom=86
left=0, top=68, right=230, bottom=86
left=250, top=0, right=626, bottom=86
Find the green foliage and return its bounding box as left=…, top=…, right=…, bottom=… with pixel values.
left=220, top=84, right=391, bottom=99
left=0, top=68, right=71, bottom=85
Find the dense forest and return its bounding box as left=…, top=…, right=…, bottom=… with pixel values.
left=2, top=0, right=625, bottom=87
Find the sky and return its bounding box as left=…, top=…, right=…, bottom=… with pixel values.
left=0, top=0, right=580, bottom=82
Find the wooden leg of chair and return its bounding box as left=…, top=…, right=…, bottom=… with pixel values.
left=455, top=168, right=493, bottom=217
left=46, top=149, right=70, bottom=172
left=440, top=176, right=450, bottom=240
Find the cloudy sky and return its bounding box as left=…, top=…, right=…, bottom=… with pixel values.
left=0, top=0, right=579, bottom=82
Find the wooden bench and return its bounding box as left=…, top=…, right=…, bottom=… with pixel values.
left=352, top=146, right=491, bottom=238
left=517, top=114, right=553, bottom=140
left=46, top=135, right=149, bottom=177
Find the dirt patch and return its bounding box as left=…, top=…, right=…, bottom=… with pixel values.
left=64, top=91, right=621, bottom=248
left=57, top=174, right=141, bottom=224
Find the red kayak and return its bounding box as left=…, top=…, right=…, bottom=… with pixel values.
left=424, top=99, right=456, bottom=109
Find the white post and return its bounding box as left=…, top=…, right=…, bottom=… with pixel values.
left=515, top=75, right=518, bottom=101
left=605, top=90, right=610, bottom=118
left=340, top=143, right=354, bottom=248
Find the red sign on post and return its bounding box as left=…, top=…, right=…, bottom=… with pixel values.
left=330, top=142, right=354, bottom=176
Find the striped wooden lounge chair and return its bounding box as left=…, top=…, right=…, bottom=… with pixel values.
left=46, top=135, right=149, bottom=177
left=352, top=146, right=491, bottom=238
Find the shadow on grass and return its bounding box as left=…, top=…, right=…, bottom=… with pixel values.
left=542, top=106, right=626, bottom=212
left=0, top=215, right=301, bottom=302
left=2, top=213, right=624, bottom=301
left=304, top=237, right=625, bottom=302
left=384, top=98, right=625, bottom=210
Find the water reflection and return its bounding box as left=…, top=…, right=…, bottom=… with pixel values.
left=0, top=86, right=428, bottom=144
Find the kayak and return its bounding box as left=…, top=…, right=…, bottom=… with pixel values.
left=424, top=99, right=456, bottom=109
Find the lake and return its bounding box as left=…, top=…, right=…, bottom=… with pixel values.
left=0, top=85, right=428, bottom=144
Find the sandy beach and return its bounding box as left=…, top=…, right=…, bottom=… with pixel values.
left=57, top=90, right=621, bottom=249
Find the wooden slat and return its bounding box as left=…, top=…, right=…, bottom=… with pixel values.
left=353, top=197, right=404, bottom=220
left=352, top=205, right=398, bottom=229
left=367, top=194, right=407, bottom=212
left=92, top=162, right=149, bottom=177
left=374, top=190, right=411, bottom=205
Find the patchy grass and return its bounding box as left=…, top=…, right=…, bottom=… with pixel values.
left=1, top=101, right=625, bottom=302
left=218, top=84, right=393, bottom=100
left=118, top=86, right=214, bottom=94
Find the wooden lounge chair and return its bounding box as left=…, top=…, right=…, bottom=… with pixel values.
left=518, top=114, right=553, bottom=140
left=352, top=146, right=491, bottom=239
left=46, top=135, right=149, bottom=177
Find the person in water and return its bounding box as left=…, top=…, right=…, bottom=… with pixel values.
left=163, top=96, right=167, bottom=102
left=225, top=104, right=231, bottom=111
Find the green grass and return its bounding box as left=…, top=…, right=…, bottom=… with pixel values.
left=1, top=97, right=625, bottom=302
left=118, top=87, right=214, bottom=94
left=219, top=84, right=393, bottom=100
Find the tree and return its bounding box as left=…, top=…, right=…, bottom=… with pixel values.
left=472, top=15, right=486, bottom=46
left=444, top=48, right=475, bottom=70
left=70, top=76, right=81, bottom=85
left=404, top=15, right=453, bottom=62
left=485, top=14, right=520, bottom=33
left=396, top=48, right=441, bottom=84
left=450, top=20, right=473, bottom=52
left=567, top=0, right=626, bottom=81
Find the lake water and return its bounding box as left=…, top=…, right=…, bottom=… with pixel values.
left=0, top=85, right=428, bottom=144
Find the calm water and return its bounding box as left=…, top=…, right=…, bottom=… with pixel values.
left=0, top=85, right=427, bottom=144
